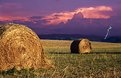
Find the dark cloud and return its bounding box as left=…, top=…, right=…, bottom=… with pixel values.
left=72, top=12, right=84, bottom=19
left=0, top=0, right=121, bottom=36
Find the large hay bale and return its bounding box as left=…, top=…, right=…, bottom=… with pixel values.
left=79, top=39, right=92, bottom=53
left=0, top=23, right=52, bottom=71
left=71, top=39, right=92, bottom=53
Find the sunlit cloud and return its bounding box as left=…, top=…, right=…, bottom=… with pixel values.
left=0, top=16, right=29, bottom=21
left=75, top=6, right=112, bottom=19
left=42, top=12, right=74, bottom=25
left=42, top=6, right=113, bottom=25
left=0, top=5, right=113, bottom=25
left=0, top=3, right=30, bottom=21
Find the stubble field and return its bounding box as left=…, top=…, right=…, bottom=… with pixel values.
left=1, top=40, right=121, bottom=78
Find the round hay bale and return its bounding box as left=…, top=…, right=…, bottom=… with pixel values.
left=79, top=39, right=92, bottom=53
left=0, top=23, right=52, bottom=71
left=71, top=39, right=92, bottom=54
left=70, top=40, right=80, bottom=54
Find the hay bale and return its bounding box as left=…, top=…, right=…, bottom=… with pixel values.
left=0, top=23, right=52, bottom=71
left=79, top=39, right=92, bottom=53
left=70, top=40, right=80, bottom=53
left=71, top=39, right=92, bottom=54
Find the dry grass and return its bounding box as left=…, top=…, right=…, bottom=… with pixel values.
left=0, top=36, right=121, bottom=77
left=42, top=40, right=121, bottom=53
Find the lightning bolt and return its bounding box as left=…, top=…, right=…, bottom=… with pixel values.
left=104, top=26, right=112, bottom=39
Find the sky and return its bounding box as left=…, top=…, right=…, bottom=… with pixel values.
left=0, top=0, right=121, bottom=16
left=0, top=0, right=121, bottom=36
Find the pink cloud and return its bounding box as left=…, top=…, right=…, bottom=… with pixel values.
left=0, top=16, right=29, bottom=21
left=0, top=3, right=31, bottom=21
left=75, top=6, right=112, bottom=19
left=42, top=12, right=74, bottom=25
left=42, top=6, right=113, bottom=25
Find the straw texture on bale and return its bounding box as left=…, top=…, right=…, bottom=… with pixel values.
left=79, top=39, right=92, bottom=53
left=0, top=23, right=52, bottom=71
left=71, top=39, right=92, bottom=53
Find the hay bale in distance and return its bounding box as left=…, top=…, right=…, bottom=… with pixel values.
left=0, top=23, right=52, bottom=71
left=79, top=39, right=92, bottom=53
left=71, top=39, right=92, bottom=54
left=70, top=40, right=80, bottom=53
